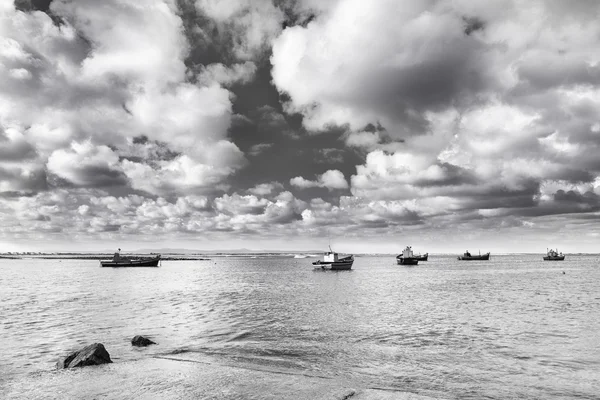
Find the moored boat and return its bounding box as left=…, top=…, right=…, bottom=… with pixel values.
left=100, top=250, right=160, bottom=267
left=543, top=248, right=565, bottom=261
left=396, top=246, right=419, bottom=265
left=415, top=252, right=428, bottom=261
left=457, top=251, right=490, bottom=261
left=312, top=247, right=354, bottom=270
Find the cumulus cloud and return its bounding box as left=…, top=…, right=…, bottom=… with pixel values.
left=273, top=0, right=600, bottom=234
left=272, top=0, right=497, bottom=135
left=0, top=1, right=247, bottom=198
left=47, top=141, right=127, bottom=188
left=2, top=0, right=600, bottom=250
left=247, top=182, right=284, bottom=196
left=291, top=170, right=349, bottom=190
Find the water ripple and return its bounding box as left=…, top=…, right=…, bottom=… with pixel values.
left=1, top=255, right=599, bottom=399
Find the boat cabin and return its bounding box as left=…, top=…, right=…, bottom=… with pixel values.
left=112, top=249, right=130, bottom=262
left=402, top=246, right=414, bottom=258
left=547, top=249, right=563, bottom=257
left=323, top=251, right=340, bottom=263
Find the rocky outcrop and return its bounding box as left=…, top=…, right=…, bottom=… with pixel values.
left=131, top=335, right=156, bottom=347
left=56, top=343, right=112, bottom=369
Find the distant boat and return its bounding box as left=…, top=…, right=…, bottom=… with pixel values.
left=396, top=246, right=419, bottom=265
left=543, top=248, right=565, bottom=261
left=100, top=249, right=160, bottom=267
left=312, top=247, right=354, bottom=270
left=415, top=252, right=428, bottom=261
left=457, top=251, right=490, bottom=261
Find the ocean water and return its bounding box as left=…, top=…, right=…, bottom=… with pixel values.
left=1, top=254, right=599, bottom=399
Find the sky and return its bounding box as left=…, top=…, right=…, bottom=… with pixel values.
left=0, top=0, right=599, bottom=253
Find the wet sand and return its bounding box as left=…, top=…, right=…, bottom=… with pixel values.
left=1, top=354, right=445, bottom=399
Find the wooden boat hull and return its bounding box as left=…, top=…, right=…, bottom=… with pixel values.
left=396, top=257, right=419, bottom=265
left=313, top=258, right=353, bottom=270
left=100, top=257, right=160, bottom=267
left=457, top=253, right=490, bottom=261
left=543, top=256, right=565, bottom=261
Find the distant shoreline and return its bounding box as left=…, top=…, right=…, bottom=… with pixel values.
left=0, top=254, right=212, bottom=261
left=1, top=252, right=597, bottom=261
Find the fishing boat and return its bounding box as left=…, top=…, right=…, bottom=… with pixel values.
left=543, top=248, right=565, bottom=261
left=396, top=246, right=419, bottom=265
left=100, top=249, right=160, bottom=267
left=312, top=247, right=354, bottom=270
left=415, top=252, right=428, bottom=261
left=457, top=250, right=490, bottom=261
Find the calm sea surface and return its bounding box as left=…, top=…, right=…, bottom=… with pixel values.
left=1, top=254, right=599, bottom=399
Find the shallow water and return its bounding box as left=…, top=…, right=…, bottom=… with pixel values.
left=1, top=255, right=599, bottom=399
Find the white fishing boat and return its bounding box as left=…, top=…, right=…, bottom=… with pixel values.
left=396, top=246, right=419, bottom=265
left=312, top=247, right=354, bottom=270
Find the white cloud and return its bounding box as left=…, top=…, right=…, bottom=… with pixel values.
left=247, top=182, right=284, bottom=196
left=271, top=0, right=498, bottom=135
left=47, top=141, right=126, bottom=187
left=0, top=1, right=247, bottom=197
left=2, top=1, right=600, bottom=250
left=291, top=170, right=349, bottom=190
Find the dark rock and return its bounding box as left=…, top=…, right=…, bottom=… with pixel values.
left=131, top=335, right=156, bottom=347
left=56, top=343, right=112, bottom=369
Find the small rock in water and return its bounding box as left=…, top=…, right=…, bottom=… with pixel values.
left=56, top=343, right=112, bottom=369
left=131, top=335, right=156, bottom=347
